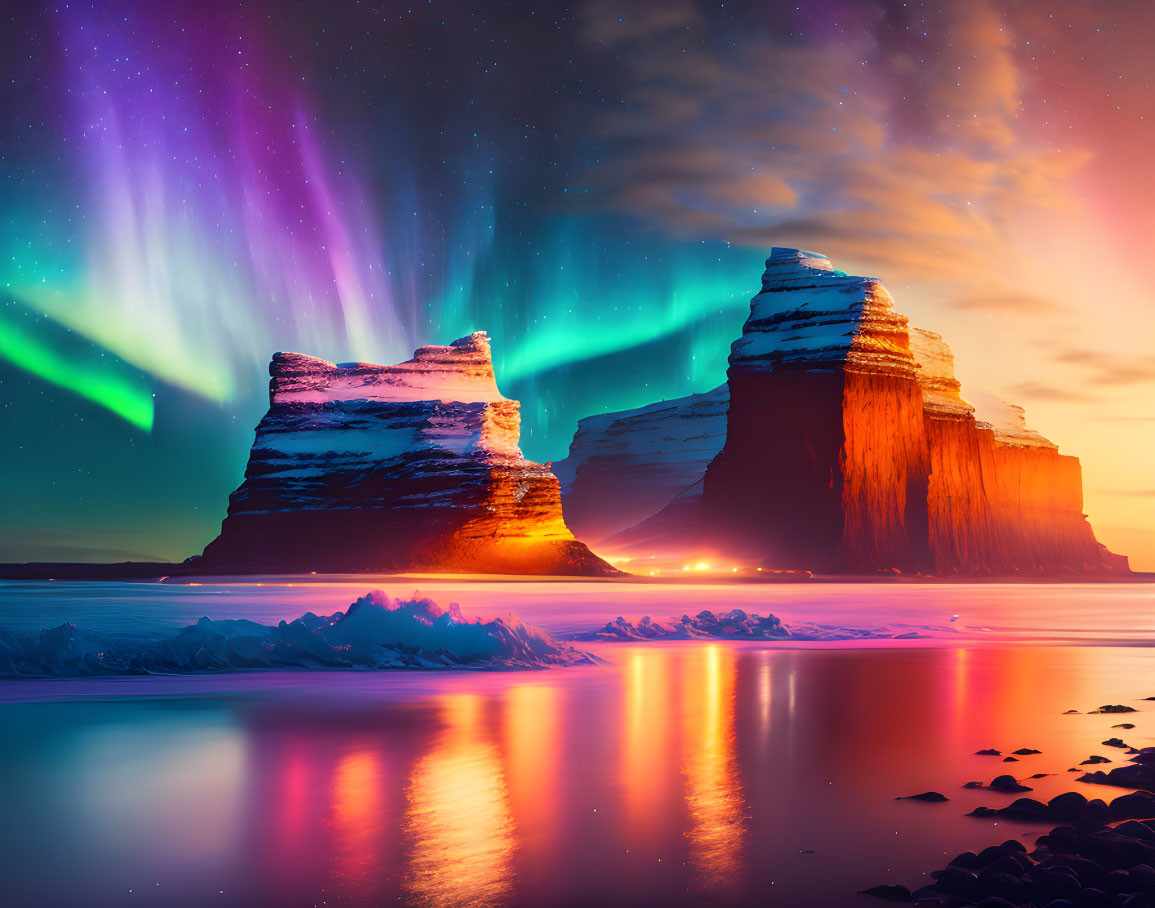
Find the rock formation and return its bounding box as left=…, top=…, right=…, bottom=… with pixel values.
left=910, top=330, right=1124, bottom=575
left=558, top=248, right=1127, bottom=576
left=197, top=332, right=614, bottom=575
left=699, top=248, right=934, bottom=572
left=553, top=385, right=728, bottom=546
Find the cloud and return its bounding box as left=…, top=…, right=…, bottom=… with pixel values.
left=1006, top=381, right=1099, bottom=403
left=946, top=292, right=1070, bottom=315
left=577, top=0, right=1094, bottom=289
left=1051, top=349, right=1155, bottom=386
left=580, top=0, right=698, bottom=43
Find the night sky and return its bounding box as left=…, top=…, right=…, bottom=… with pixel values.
left=2, top=0, right=1153, bottom=567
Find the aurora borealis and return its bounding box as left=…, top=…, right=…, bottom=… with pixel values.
left=2, top=0, right=1153, bottom=567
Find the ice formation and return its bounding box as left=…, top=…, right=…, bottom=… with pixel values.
left=571, top=610, right=938, bottom=642
left=0, top=591, right=599, bottom=675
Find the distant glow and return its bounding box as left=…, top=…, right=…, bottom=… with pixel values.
left=0, top=310, right=153, bottom=431
left=695, top=562, right=710, bottom=571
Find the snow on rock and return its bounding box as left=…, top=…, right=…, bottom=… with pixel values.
left=968, top=388, right=1058, bottom=449
left=700, top=247, right=935, bottom=572
left=553, top=385, right=728, bottom=545
left=269, top=333, right=505, bottom=405
left=728, top=247, right=917, bottom=378
left=907, top=328, right=976, bottom=421
left=0, top=591, right=599, bottom=675
left=196, top=333, right=614, bottom=576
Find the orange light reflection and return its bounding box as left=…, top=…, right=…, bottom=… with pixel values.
left=681, top=644, right=745, bottom=895
left=403, top=694, right=517, bottom=908
left=330, top=748, right=386, bottom=897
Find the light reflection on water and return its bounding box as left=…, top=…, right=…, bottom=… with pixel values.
left=331, top=747, right=388, bottom=898
left=403, top=695, right=517, bottom=908
left=5, top=637, right=1155, bottom=906
left=681, top=644, right=745, bottom=899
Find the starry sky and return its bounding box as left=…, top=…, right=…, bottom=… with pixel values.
left=2, top=0, right=1153, bottom=569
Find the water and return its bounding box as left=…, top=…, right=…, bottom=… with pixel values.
left=1, top=580, right=1154, bottom=907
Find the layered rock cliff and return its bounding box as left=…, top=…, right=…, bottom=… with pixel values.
left=553, top=385, right=728, bottom=545
left=910, top=329, right=1126, bottom=575
left=566, top=248, right=1127, bottom=576
left=197, top=332, right=614, bottom=575
left=700, top=247, right=933, bottom=572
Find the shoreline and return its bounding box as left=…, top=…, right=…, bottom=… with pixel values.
left=1, top=562, right=1151, bottom=584
left=864, top=705, right=1155, bottom=906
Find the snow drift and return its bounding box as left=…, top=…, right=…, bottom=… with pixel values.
left=0, top=590, right=598, bottom=676
left=571, top=609, right=950, bottom=642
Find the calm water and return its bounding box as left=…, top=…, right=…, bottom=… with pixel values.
left=2, top=580, right=1154, bottom=907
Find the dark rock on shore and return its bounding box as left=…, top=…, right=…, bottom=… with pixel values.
left=1083, top=755, right=1114, bottom=765
left=966, top=790, right=1155, bottom=825
left=976, top=748, right=1002, bottom=756
left=1014, top=748, right=1043, bottom=755
left=867, top=791, right=1155, bottom=905
left=1105, top=738, right=1130, bottom=748
left=989, top=775, right=1033, bottom=793
left=1080, top=749, right=1155, bottom=792
left=1003, top=756, right=1020, bottom=762
left=1096, top=705, right=1139, bottom=714
left=858, top=883, right=913, bottom=901
left=897, top=791, right=950, bottom=802
left=1115, top=724, right=1138, bottom=730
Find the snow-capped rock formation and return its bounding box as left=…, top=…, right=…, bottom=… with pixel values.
left=553, top=385, right=728, bottom=545
left=0, top=591, right=599, bottom=675
left=197, top=332, right=614, bottom=575
left=700, top=248, right=934, bottom=572
left=564, top=248, right=1127, bottom=576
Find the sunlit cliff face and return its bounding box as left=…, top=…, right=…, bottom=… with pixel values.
left=561, top=250, right=1127, bottom=576
left=2, top=1, right=1153, bottom=568
left=196, top=333, right=613, bottom=575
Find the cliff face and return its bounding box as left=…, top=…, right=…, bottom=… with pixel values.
left=910, top=329, right=1126, bottom=575
left=699, top=248, right=933, bottom=572
left=553, top=385, right=728, bottom=545
left=198, top=332, right=614, bottom=575
left=568, top=248, right=1127, bottom=576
